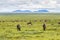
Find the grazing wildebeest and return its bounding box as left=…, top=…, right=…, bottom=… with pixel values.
left=43, top=23, right=46, bottom=31
left=17, top=24, right=21, bottom=31
left=27, top=21, right=32, bottom=25
left=44, top=20, right=47, bottom=22
left=58, top=22, right=60, bottom=24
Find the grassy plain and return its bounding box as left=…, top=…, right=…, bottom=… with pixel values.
left=0, top=13, right=60, bottom=40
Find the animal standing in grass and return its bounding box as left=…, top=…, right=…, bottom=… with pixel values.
left=27, top=21, right=32, bottom=25
left=43, top=23, right=46, bottom=31
left=17, top=24, right=21, bottom=31
left=58, top=22, right=60, bottom=24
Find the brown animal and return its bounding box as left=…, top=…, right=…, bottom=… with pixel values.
left=43, top=23, right=46, bottom=31
left=27, top=21, right=32, bottom=25
left=58, top=22, right=60, bottom=24
left=17, top=24, right=21, bottom=31
left=44, top=20, right=47, bottom=22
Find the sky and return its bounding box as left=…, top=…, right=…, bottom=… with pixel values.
left=0, top=0, right=60, bottom=12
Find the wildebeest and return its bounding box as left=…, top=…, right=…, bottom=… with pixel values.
left=17, top=24, right=21, bottom=31
left=44, top=20, right=47, bottom=22
left=43, top=23, right=46, bottom=31
left=27, top=21, right=32, bottom=25
left=58, top=22, right=60, bottom=24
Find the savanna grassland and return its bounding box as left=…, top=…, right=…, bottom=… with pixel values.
left=0, top=13, right=60, bottom=40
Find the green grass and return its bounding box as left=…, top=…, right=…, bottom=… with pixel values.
left=0, top=13, right=60, bottom=40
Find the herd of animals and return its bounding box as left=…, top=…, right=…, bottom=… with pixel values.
left=0, top=19, right=60, bottom=31
left=17, top=21, right=46, bottom=31
left=16, top=19, right=60, bottom=31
